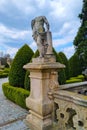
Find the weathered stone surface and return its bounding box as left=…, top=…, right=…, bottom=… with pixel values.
left=24, top=58, right=65, bottom=130
left=60, top=81, right=87, bottom=95
left=31, top=16, right=53, bottom=57
left=53, top=90, right=87, bottom=130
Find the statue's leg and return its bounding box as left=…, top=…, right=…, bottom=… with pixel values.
left=44, top=40, right=48, bottom=54
left=37, top=36, right=44, bottom=57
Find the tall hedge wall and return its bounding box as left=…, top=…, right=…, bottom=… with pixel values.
left=9, top=44, right=34, bottom=88
left=59, top=52, right=69, bottom=79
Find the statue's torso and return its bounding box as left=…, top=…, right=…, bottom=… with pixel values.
left=33, top=16, right=45, bottom=33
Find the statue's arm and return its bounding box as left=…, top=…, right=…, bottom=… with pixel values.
left=43, top=16, right=50, bottom=31
left=31, top=19, right=35, bottom=29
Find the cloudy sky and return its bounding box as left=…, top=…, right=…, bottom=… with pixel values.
left=0, top=0, right=83, bottom=58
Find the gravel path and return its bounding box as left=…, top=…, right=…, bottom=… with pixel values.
left=0, top=78, right=30, bottom=130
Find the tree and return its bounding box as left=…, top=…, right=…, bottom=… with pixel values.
left=24, top=70, right=30, bottom=90
left=73, top=0, right=87, bottom=69
left=59, top=52, right=69, bottom=79
left=32, top=50, right=39, bottom=58
left=53, top=48, right=66, bottom=84
left=9, top=44, right=34, bottom=88
left=69, top=53, right=82, bottom=77
left=24, top=50, right=39, bottom=90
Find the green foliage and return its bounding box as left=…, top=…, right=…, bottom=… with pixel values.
left=73, top=0, right=87, bottom=68
left=9, top=44, right=34, bottom=88
left=0, top=73, right=8, bottom=78
left=0, top=68, right=10, bottom=78
left=2, top=82, right=29, bottom=109
left=53, top=48, right=59, bottom=62
left=24, top=71, right=30, bottom=90
left=24, top=49, right=39, bottom=90
left=3, top=68, right=10, bottom=73
left=69, top=53, right=82, bottom=77
left=32, top=50, right=39, bottom=58
left=66, top=78, right=82, bottom=84
left=58, top=52, right=69, bottom=79
left=53, top=48, right=66, bottom=85
left=5, top=63, right=10, bottom=68
left=79, top=0, right=87, bottom=23
left=77, top=75, right=85, bottom=81
left=66, top=74, right=84, bottom=84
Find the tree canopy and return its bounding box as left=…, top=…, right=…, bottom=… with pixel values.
left=73, top=0, right=87, bottom=69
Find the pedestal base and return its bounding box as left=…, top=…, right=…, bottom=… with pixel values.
left=23, top=57, right=65, bottom=130
left=25, top=111, right=53, bottom=130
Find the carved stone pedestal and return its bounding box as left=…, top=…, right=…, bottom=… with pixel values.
left=23, top=57, right=65, bottom=130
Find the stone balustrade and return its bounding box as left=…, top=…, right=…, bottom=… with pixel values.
left=53, top=90, right=87, bottom=130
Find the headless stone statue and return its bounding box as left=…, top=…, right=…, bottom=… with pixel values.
left=31, top=16, right=53, bottom=58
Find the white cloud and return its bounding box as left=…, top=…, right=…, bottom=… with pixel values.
left=53, top=35, right=74, bottom=48
left=0, top=43, right=18, bottom=57
left=0, top=23, right=32, bottom=41
left=30, top=41, right=37, bottom=52
left=6, top=47, right=18, bottom=58
left=0, top=0, right=83, bottom=58
left=50, top=0, right=82, bottom=20
left=61, top=46, right=75, bottom=59
left=12, top=0, right=36, bottom=15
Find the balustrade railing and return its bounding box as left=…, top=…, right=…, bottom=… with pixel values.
left=53, top=90, right=87, bottom=130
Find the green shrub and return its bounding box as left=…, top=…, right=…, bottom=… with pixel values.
left=0, top=68, right=10, bottom=78
left=70, top=77, right=78, bottom=80
left=0, top=73, right=8, bottom=78
left=70, top=75, right=84, bottom=81
left=69, top=53, right=82, bottom=77
left=24, top=49, right=39, bottom=90
left=5, top=63, right=10, bottom=68
left=9, top=44, right=34, bottom=88
left=59, top=52, right=69, bottom=79
left=77, top=75, right=85, bottom=81
left=52, top=48, right=66, bottom=85
left=2, top=82, right=30, bottom=109
left=24, top=71, right=30, bottom=90
left=0, top=71, right=3, bottom=74
left=32, top=50, right=39, bottom=58
left=3, top=68, right=10, bottom=73
left=66, top=78, right=82, bottom=84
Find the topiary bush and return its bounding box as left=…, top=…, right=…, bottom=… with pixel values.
left=9, top=44, right=34, bottom=88
left=69, top=53, right=82, bottom=77
left=2, top=82, right=29, bottom=109
left=53, top=48, right=66, bottom=85
left=0, top=68, right=10, bottom=78
left=59, top=52, right=69, bottom=79
left=24, top=70, right=30, bottom=90
left=32, top=50, right=39, bottom=58
left=77, top=75, right=85, bottom=81
left=66, top=78, right=82, bottom=84
left=0, top=73, right=8, bottom=78
left=24, top=50, right=39, bottom=90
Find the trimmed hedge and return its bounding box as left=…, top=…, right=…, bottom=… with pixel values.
left=0, top=73, right=8, bottom=78
left=0, top=68, right=10, bottom=78
left=24, top=71, right=30, bottom=90
left=77, top=75, right=85, bottom=81
left=66, top=78, right=82, bottom=84
left=70, top=75, right=84, bottom=81
left=2, top=82, right=30, bottom=109
left=59, top=52, right=69, bottom=79
left=3, top=68, right=10, bottom=73
left=66, top=74, right=85, bottom=84
left=52, top=48, right=66, bottom=85
left=9, top=44, right=34, bottom=88
left=69, top=53, right=82, bottom=77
